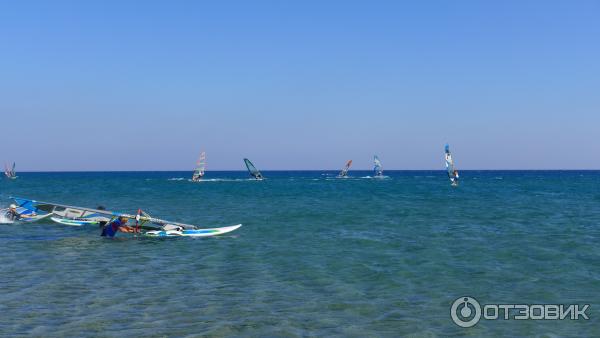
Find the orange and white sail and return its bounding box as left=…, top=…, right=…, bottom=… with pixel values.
left=192, top=152, right=205, bottom=181
left=338, top=160, right=352, bottom=177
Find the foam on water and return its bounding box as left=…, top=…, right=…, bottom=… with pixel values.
left=0, top=214, right=14, bottom=224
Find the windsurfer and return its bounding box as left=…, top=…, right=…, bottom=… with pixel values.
left=6, top=204, right=20, bottom=220
left=5, top=204, right=35, bottom=221
left=101, top=216, right=136, bottom=237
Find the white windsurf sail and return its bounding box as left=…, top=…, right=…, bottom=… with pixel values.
left=445, top=144, right=459, bottom=186
left=5, top=162, right=16, bottom=179
left=192, top=151, right=206, bottom=181
left=338, top=160, right=352, bottom=177
left=373, top=156, right=383, bottom=177
left=244, top=158, right=263, bottom=179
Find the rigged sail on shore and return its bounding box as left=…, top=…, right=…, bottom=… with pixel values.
left=192, top=152, right=206, bottom=182
left=4, top=162, right=16, bottom=179
left=373, top=156, right=383, bottom=177
left=244, top=158, right=263, bottom=180
left=445, top=144, right=459, bottom=186
left=338, top=160, right=352, bottom=178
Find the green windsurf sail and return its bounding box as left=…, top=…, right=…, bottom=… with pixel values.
left=244, top=158, right=263, bottom=180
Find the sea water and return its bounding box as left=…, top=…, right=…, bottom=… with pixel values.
left=0, top=171, right=599, bottom=337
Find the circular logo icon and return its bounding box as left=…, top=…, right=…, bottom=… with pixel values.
left=451, top=296, right=481, bottom=328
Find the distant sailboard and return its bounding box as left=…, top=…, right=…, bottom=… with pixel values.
left=373, top=155, right=383, bottom=178
left=445, top=144, right=459, bottom=186
left=192, top=151, right=206, bottom=182
left=244, top=158, right=263, bottom=180
left=338, top=160, right=352, bottom=178
left=4, top=162, right=17, bottom=179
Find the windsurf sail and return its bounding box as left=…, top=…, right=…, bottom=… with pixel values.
left=373, top=156, right=383, bottom=177
left=13, top=197, right=112, bottom=224
left=1, top=203, right=52, bottom=223
left=192, top=151, right=206, bottom=181
left=244, top=158, right=263, bottom=179
left=445, top=144, right=459, bottom=186
left=338, top=160, right=352, bottom=177
left=4, top=162, right=16, bottom=179
left=12, top=197, right=194, bottom=230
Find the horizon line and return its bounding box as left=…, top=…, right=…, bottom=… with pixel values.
left=9, top=169, right=600, bottom=173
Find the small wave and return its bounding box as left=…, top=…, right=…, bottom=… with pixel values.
left=0, top=214, right=14, bottom=224
left=358, top=175, right=390, bottom=179
left=189, top=178, right=233, bottom=182
left=187, top=178, right=264, bottom=182
left=168, top=178, right=185, bottom=181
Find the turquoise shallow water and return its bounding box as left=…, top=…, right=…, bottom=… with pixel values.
left=1, top=171, right=599, bottom=337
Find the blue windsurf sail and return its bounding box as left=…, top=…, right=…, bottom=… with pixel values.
left=10, top=197, right=194, bottom=230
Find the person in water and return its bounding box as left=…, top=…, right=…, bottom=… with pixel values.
left=101, top=216, right=135, bottom=237
left=6, top=204, right=36, bottom=221
left=6, top=204, right=20, bottom=220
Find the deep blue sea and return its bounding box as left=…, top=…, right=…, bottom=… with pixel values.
left=1, top=171, right=599, bottom=337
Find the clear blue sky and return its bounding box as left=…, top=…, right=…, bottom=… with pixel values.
left=1, top=1, right=598, bottom=170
